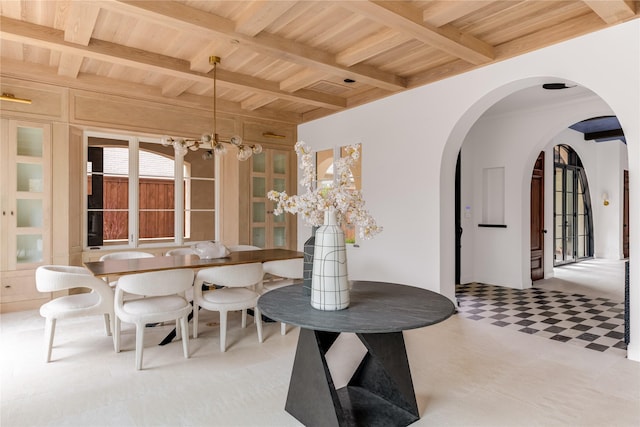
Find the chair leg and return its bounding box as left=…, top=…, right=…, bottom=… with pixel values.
left=44, top=317, right=56, bottom=363
left=220, top=311, right=228, bottom=352
left=103, top=313, right=112, bottom=336
left=175, top=319, right=181, bottom=341
left=241, top=309, right=247, bottom=328
left=114, top=317, right=121, bottom=353
left=255, top=306, right=263, bottom=343
left=281, top=322, right=287, bottom=335
left=193, top=302, right=200, bottom=338
left=180, top=316, right=190, bottom=359
left=135, top=323, right=145, bottom=370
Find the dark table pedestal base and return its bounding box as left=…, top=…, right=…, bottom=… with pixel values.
left=285, top=328, right=419, bottom=427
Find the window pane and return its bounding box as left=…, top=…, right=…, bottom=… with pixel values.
left=253, top=202, right=265, bottom=222
left=273, top=177, right=286, bottom=193
left=17, top=127, right=43, bottom=157
left=253, top=177, right=266, bottom=197
left=252, top=227, right=265, bottom=248
left=189, top=211, right=215, bottom=241
left=16, top=234, right=43, bottom=264
left=182, top=144, right=216, bottom=242
left=555, top=238, right=563, bottom=262
left=273, top=153, right=287, bottom=174
left=555, top=216, right=563, bottom=239
left=103, top=211, right=128, bottom=241
left=87, top=137, right=129, bottom=246
left=17, top=199, right=42, bottom=227
left=253, top=152, right=266, bottom=173
left=273, top=210, right=285, bottom=223
left=316, top=149, right=334, bottom=188
left=139, top=142, right=176, bottom=241
left=577, top=194, right=585, bottom=214
left=273, top=226, right=285, bottom=247
left=17, top=164, right=43, bottom=193
left=578, top=235, right=586, bottom=258
left=577, top=214, right=585, bottom=233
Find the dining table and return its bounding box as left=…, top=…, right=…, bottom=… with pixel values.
left=84, top=248, right=303, bottom=278
left=84, top=248, right=303, bottom=345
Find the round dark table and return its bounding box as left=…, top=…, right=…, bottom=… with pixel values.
left=258, top=280, right=456, bottom=427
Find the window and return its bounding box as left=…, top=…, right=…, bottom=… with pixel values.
left=85, top=132, right=216, bottom=248
left=315, top=145, right=362, bottom=244
left=553, top=145, right=593, bottom=265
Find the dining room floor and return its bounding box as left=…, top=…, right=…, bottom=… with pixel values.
left=2, top=259, right=639, bottom=427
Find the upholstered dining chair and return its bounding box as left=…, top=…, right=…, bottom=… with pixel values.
left=164, top=248, right=196, bottom=256
left=192, top=262, right=264, bottom=352
left=114, top=268, right=194, bottom=370
left=99, top=251, right=155, bottom=288
left=262, top=258, right=303, bottom=335
left=35, top=265, right=115, bottom=362
left=226, top=244, right=262, bottom=252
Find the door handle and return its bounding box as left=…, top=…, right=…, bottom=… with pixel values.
left=542, top=229, right=547, bottom=234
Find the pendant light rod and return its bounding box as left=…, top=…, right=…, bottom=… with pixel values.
left=161, top=55, right=262, bottom=160
left=211, top=55, right=220, bottom=141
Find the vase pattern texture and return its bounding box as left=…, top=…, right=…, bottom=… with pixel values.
left=302, top=227, right=318, bottom=296
left=311, top=210, right=349, bottom=310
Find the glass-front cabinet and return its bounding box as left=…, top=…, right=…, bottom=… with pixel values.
left=1, top=120, right=51, bottom=271
left=249, top=149, right=291, bottom=248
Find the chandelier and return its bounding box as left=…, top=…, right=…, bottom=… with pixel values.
left=161, top=56, right=262, bottom=161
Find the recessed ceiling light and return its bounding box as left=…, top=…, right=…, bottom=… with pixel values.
left=344, top=78, right=356, bottom=84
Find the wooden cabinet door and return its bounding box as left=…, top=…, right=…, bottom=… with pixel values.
left=2, top=120, right=51, bottom=271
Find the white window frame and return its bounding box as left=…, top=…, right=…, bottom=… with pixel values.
left=82, top=130, right=219, bottom=250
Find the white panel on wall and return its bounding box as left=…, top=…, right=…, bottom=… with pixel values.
left=482, top=167, right=505, bottom=224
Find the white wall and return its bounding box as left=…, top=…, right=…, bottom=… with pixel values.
left=593, top=140, right=629, bottom=259
left=298, top=20, right=640, bottom=361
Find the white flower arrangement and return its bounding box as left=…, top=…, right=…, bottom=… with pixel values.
left=267, top=141, right=382, bottom=240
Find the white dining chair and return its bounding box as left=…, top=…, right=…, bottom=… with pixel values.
left=193, top=262, right=264, bottom=352
left=35, top=265, right=115, bottom=362
left=262, top=258, right=303, bottom=335
left=165, top=248, right=196, bottom=256
left=99, top=251, right=155, bottom=288
left=227, top=244, right=262, bottom=252
left=114, top=268, right=194, bottom=370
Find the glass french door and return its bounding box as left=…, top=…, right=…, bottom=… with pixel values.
left=554, top=164, right=592, bottom=265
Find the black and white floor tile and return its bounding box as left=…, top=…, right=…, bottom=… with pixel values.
left=456, top=282, right=627, bottom=356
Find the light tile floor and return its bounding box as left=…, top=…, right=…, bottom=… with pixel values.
left=2, top=259, right=639, bottom=426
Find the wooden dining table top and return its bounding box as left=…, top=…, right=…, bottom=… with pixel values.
left=83, top=248, right=303, bottom=278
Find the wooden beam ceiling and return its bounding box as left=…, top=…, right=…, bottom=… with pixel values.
left=0, top=0, right=638, bottom=125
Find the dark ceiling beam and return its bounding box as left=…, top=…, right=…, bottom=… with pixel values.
left=584, top=129, right=625, bottom=140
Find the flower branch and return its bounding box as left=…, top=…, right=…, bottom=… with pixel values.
left=267, top=141, right=382, bottom=240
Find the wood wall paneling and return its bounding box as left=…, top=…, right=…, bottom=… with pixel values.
left=0, top=78, right=67, bottom=122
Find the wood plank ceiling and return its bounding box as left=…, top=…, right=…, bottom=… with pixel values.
left=1, top=1, right=638, bottom=125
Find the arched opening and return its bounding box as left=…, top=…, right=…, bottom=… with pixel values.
left=443, top=79, right=630, bottom=357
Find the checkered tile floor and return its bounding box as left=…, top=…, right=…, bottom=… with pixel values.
left=456, top=282, right=627, bottom=356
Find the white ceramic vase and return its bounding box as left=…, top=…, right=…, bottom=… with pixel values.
left=310, top=209, right=349, bottom=310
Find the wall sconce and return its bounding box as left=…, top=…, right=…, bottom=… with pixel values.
left=602, top=192, right=609, bottom=206
left=0, top=92, right=32, bottom=104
